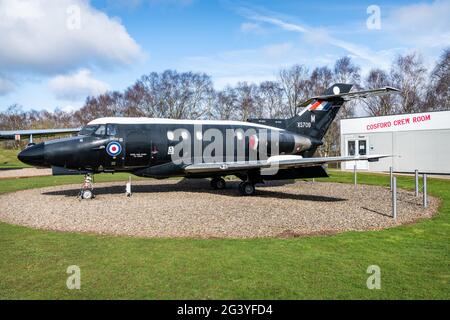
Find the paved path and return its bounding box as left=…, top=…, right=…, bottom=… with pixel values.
left=0, top=168, right=52, bottom=179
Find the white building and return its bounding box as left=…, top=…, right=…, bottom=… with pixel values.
left=340, top=110, right=450, bottom=174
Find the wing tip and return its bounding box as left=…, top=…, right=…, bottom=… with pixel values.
left=384, top=86, right=400, bottom=92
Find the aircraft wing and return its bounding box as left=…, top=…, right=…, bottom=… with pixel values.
left=184, top=154, right=390, bottom=174
left=0, top=128, right=81, bottom=140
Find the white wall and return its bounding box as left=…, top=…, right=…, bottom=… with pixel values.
left=340, top=111, right=450, bottom=174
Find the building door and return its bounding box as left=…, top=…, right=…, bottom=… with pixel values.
left=345, top=137, right=369, bottom=170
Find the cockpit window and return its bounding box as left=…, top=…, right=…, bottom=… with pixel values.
left=78, top=125, right=98, bottom=136
left=94, top=125, right=106, bottom=136
left=106, top=124, right=118, bottom=136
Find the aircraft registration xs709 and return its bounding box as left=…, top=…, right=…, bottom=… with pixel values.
left=15, top=83, right=399, bottom=197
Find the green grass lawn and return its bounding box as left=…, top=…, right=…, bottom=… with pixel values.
left=0, top=171, right=448, bottom=299
left=0, top=148, right=30, bottom=169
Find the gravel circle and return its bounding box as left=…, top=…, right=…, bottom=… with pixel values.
left=0, top=179, right=439, bottom=238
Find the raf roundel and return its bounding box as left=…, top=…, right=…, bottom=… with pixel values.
left=106, top=142, right=122, bottom=157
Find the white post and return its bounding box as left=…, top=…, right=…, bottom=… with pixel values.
left=423, top=174, right=427, bottom=208
left=126, top=176, right=132, bottom=197
left=392, top=176, right=397, bottom=219
left=415, top=169, right=419, bottom=197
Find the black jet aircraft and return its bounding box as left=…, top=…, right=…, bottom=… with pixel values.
left=17, top=83, right=398, bottom=197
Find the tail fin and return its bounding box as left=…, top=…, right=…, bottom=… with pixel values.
left=285, top=83, right=353, bottom=141
left=248, top=83, right=399, bottom=144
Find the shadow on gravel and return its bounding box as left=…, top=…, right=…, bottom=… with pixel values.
left=41, top=179, right=346, bottom=202
left=361, top=206, right=392, bottom=218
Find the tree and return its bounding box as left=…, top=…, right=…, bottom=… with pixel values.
left=234, top=82, right=258, bottom=121
left=0, top=104, right=27, bottom=130
left=125, top=70, right=214, bottom=119
left=333, top=56, right=361, bottom=84
left=214, top=86, right=238, bottom=120
left=125, top=73, right=160, bottom=117
left=310, top=66, right=333, bottom=96
left=390, top=52, right=427, bottom=114
left=279, top=64, right=311, bottom=117
left=363, top=68, right=397, bottom=116
left=256, top=81, right=284, bottom=118
left=424, top=48, right=450, bottom=111
left=73, top=91, right=125, bottom=125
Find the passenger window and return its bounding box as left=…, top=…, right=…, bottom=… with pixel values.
left=95, top=125, right=106, bottom=136
left=107, top=124, right=117, bottom=136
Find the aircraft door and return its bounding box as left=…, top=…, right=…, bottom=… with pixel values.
left=125, top=130, right=152, bottom=167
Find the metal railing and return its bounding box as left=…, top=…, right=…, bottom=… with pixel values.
left=390, top=167, right=428, bottom=218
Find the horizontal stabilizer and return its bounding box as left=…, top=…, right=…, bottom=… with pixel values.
left=313, top=86, right=400, bottom=102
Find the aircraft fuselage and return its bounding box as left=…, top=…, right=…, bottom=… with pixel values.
left=18, top=118, right=316, bottom=179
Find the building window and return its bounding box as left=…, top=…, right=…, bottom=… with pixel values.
left=348, top=140, right=355, bottom=156
left=359, top=140, right=367, bottom=155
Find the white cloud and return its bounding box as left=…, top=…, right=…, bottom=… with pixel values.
left=150, top=0, right=194, bottom=5
left=0, top=0, right=144, bottom=75
left=262, top=42, right=293, bottom=58
left=184, top=2, right=450, bottom=90
left=385, top=0, right=450, bottom=48
left=248, top=14, right=307, bottom=33
left=107, top=0, right=194, bottom=8
left=240, top=22, right=264, bottom=34
left=0, top=77, right=15, bottom=96
left=181, top=43, right=337, bottom=89
left=60, top=104, right=82, bottom=113
left=49, top=69, right=109, bottom=101
left=240, top=9, right=390, bottom=68
left=237, top=1, right=450, bottom=73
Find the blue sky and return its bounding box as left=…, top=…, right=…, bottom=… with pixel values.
left=0, top=0, right=449, bottom=112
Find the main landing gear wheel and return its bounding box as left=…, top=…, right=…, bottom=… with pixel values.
left=211, top=177, right=226, bottom=190
left=239, top=181, right=256, bottom=196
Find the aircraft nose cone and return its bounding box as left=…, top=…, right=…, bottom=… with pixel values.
left=18, top=143, right=47, bottom=167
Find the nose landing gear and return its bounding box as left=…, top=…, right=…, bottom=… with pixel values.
left=79, top=173, right=95, bottom=200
